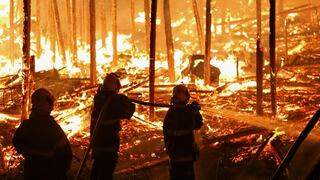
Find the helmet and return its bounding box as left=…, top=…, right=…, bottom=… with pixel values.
left=102, top=73, right=121, bottom=92
left=172, top=84, right=190, bottom=103
left=31, top=88, right=55, bottom=108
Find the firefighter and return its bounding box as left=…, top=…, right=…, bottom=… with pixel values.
left=163, top=84, right=203, bottom=180
left=12, top=88, right=72, bottom=180
left=90, top=73, right=135, bottom=180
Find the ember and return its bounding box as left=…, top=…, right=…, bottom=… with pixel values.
left=0, top=0, right=319, bottom=179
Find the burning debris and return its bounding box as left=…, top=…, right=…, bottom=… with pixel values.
left=0, top=0, right=319, bottom=179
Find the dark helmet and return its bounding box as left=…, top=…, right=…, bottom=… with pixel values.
left=171, top=84, right=190, bottom=103
left=102, top=73, right=121, bottom=92
left=31, top=88, right=55, bottom=108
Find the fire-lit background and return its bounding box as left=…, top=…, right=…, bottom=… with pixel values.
left=0, top=0, right=319, bottom=179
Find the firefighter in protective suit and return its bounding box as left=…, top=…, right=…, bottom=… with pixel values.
left=90, top=73, right=135, bottom=180
left=163, top=85, right=203, bottom=180
left=13, top=88, right=72, bottom=180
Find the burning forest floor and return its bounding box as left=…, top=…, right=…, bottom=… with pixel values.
left=0, top=62, right=319, bottom=179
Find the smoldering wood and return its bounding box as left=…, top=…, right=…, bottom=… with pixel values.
left=21, top=0, right=31, bottom=121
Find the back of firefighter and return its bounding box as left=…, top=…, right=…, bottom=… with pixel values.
left=90, top=73, right=135, bottom=180
left=12, top=88, right=72, bottom=180
left=163, top=85, right=203, bottom=180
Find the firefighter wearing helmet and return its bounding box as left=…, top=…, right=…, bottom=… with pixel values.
left=163, top=84, right=203, bottom=180
left=13, top=88, right=72, bottom=180
left=90, top=73, right=135, bottom=180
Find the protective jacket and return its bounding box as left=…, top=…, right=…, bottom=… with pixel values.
left=163, top=102, right=203, bottom=162
left=90, top=90, right=135, bottom=159
left=13, top=112, right=72, bottom=180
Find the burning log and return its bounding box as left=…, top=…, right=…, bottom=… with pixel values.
left=21, top=0, right=31, bottom=121
left=204, top=127, right=267, bottom=145
left=239, top=132, right=275, bottom=178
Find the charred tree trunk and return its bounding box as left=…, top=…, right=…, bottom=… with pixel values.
left=36, top=0, right=41, bottom=58
left=112, top=0, right=118, bottom=65
left=144, top=0, right=151, bottom=55
left=10, top=0, right=14, bottom=65
left=204, top=0, right=211, bottom=85
left=269, top=0, right=277, bottom=116
left=72, top=0, right=77, bottom=61
left=52, top=0, right=67, bottom=64
left=90, top=0, right=96, bottom=86
left=131, top=0, right=136, bottom=58
left=21, top=0, right=31, bottom=121
left=163, top=0, right=175, bottom=82
left=256, top=0, right=263, bottom=115
left=192, top=0, right=204, bottom=53
left=149, top=0, right=157, bottom=121
left=101, top=0, right=107, bottom=47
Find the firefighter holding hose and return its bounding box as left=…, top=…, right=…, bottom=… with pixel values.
left=13, top=88, right=72, bottom=180
left=90, top=73, right=135, bottom=180
left=163, top=84, right=203, bottom=180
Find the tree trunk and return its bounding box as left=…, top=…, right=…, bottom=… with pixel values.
left=131, top=0, right=136, bottom=58
left=101, top=0, right=107, bottom=47
left=36, top=0, right=41, bottom=58
left=112, top=0, right=118, bottom=65
left=204, top=0, right=211, bottom=85
left=49, top=0, right=56, bottom=63
left=256, top=0, right=263, bottom=115
left=21, top=0, right=31, bottom=121
left=66, top=0, right=72, bottom=51
left=90, top=0, right=96, bottom=86
left=144, top=0, right=151, bottom=55
left=192, top=0, right=204, bottom=53
left=72, top=0, right=77, bottom=61
left=163, top=0, right=175, bottom=82
left=269, top=0, right=277, bottom=116
left=149, top=0, right=157, bottom=121
left=10, top=0, right=14, bottom=65
left=79, top=0, right=84, bottom=43
left=52, top=0, right=67, bottom=64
